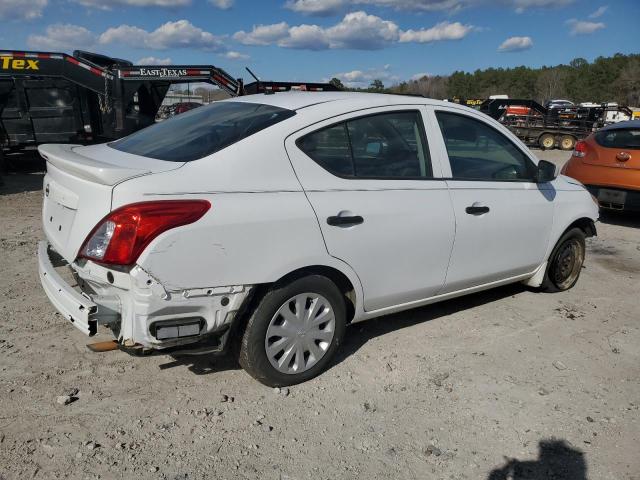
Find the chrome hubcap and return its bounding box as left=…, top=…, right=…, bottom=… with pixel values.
left=265, top=293, right=335, bottom=375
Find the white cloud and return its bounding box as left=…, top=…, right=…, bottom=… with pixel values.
left=566, top=19, right=605, bottom=35
left=497, top=35, right=533, bottom=52
left=326, top=11, right=400, bottom=49
left=399, top=21, right=473, bottom=43
left=73, top=0, right=190, bottom=8
left=99, top=25, right=148, bottom=45
left=27, top=24, right=96, bottom=50
left=233, top=22, right=290, bottom=45
left=331, top=64, right=399, bottom=88
left=511, top=0, right=574, bottom=13
left=588, top=5, right=607, bottom=18
left=235, top=11, right=475, bottom=50
left=358, top=0, right=472, bottom=11
left=286, top=0, right=477, bottom=15
left=99, top=20, right=226, bottom=51
left=210, top=0, right=233, bottom=9
left=0, top=0, right=47, bottom=20
left=224, top=50, right=250, bottom=60
left=280, top=24, right=330, bottom=49
left=136, top=56, right=172, bottom=65
left=285, top=0, right=345, bottom=16
left=285, top=0, right=576, bottom=15
left=410, top=72, right=430, bottom=81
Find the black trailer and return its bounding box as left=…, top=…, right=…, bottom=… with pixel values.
left=479, top=98, right=632, bottom=150
left=0, top=49, right=339, bottom=155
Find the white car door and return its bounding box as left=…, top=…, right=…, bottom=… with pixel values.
left=427, top=106, right=555, bottom=293
left=285, top=107, right=455, bottom=312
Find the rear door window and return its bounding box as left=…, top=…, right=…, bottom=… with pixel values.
left=595, top=129, right=640, bottom=149
left=110, top=101, right=295, bottom=162
left=296, top=123, right=353, bottom=176
left=297, top=110, right=432, bottom=179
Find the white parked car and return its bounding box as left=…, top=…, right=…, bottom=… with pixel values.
left=38, top=92, right=598, bottom=386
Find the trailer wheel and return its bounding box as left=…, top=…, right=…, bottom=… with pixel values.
left=538, top=133, right=555, bottom=150
left=560, top=135, right=576, bottom=151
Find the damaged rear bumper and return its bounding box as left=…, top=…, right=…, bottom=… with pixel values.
left=38, top=241, right=98, bottom=336
left=37, top=241, right=253, bottom=351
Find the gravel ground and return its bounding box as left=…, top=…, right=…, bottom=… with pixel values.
left=0, top=150, right=639, bottom=480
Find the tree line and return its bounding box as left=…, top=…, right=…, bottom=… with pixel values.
left=331, top=53, right=640, bottom=106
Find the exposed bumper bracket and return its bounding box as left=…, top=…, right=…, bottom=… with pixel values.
left=38, top=241, right=98, bottom=336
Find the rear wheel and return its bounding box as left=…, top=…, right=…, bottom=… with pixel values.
left=560, top=135, right=576, bottom=151
left=541, top=228, right=586, bottom=292
left=238, top=275, right=346, bottom=386
left=538, top=133, right=555, bottom=150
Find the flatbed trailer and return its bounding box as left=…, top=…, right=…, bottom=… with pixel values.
left=479, top=99, right=602, bottom=150
left=0, top=50, right=339, bottom=156
left=479, top=98, right=634, bottom=150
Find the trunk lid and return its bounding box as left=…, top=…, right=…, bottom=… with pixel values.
left=584, top=129, right=640, bottom=171
left=39, top=143, right=184, bottom=262
left=584, top=144, right=640, bottom=171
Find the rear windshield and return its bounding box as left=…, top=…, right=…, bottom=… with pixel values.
left=595, top=128, right=640, bottom=150
left=110, top=101, right=295, bottom=161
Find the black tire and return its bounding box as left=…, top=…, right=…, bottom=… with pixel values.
left=238, top=275, right=346, bottom=387
left=560, top=135, right=576, bottom=151
left=541, top=228, right=586, bottom=292
left=538, top=133, right=555, bottom=150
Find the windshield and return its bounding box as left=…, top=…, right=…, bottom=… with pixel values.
left=595, top=128, right=640, bottom=150
left=110, top=101, right=295, bottom=162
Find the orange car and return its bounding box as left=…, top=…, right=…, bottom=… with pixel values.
left=561, top=120, right=640, bottom=212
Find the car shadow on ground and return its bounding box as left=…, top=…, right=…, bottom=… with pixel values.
left=159, top=282, right=529, bottom=377
left=0, top=152, right=45, bottom=195
left=487, top=439, right=587, bottom=480
left=158, top=351, right=242, bottom=375
left=333, top=282, right=527, bottom=367
left=599, top=210, right=640, bottom=228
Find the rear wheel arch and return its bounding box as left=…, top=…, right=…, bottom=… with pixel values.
left=270, top=265, right=357, bottom=323
left=235, top=265, right=358, bottom=340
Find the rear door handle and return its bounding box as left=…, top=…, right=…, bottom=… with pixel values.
left=465, top=204, right=490, bottom=215
left=327, top=215, right=364, bottom=227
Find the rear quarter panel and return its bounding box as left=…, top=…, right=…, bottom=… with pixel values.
left=111, top=125, right=364, bottom=305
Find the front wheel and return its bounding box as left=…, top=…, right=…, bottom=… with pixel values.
left=541, top=228, right=586, bottom=292
left=238, top=275, right=346, bottom=387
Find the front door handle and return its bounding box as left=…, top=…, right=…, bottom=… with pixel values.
left=465, top=204, right=490, bottom=215
left=327, top=215, right=364, bottom=227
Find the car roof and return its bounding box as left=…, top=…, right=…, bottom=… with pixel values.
left=225, top=91, right=451, bottom=111
left=600, top=120, right=640, bottom=131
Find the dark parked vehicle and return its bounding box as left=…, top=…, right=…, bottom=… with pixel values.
left=1, top=49, right=340, bottom=157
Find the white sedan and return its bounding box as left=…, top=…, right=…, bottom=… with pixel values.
left=38, top=92, right=598, bottom=386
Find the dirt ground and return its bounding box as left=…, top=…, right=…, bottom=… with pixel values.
left=0, top=150, right=639, bottom=480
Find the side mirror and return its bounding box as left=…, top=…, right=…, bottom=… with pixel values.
left=536, top=160, right=557, bottom=183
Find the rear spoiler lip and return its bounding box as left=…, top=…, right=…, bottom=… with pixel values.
left=38, top=144, right=150, bottom=186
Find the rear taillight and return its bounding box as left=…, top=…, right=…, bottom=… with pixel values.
left=79, top=200, right=210, bottom=266
left=573, top=140, right=588, bottom=158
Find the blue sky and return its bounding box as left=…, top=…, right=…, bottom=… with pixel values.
left=0, top=0, right=638, bottom=88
